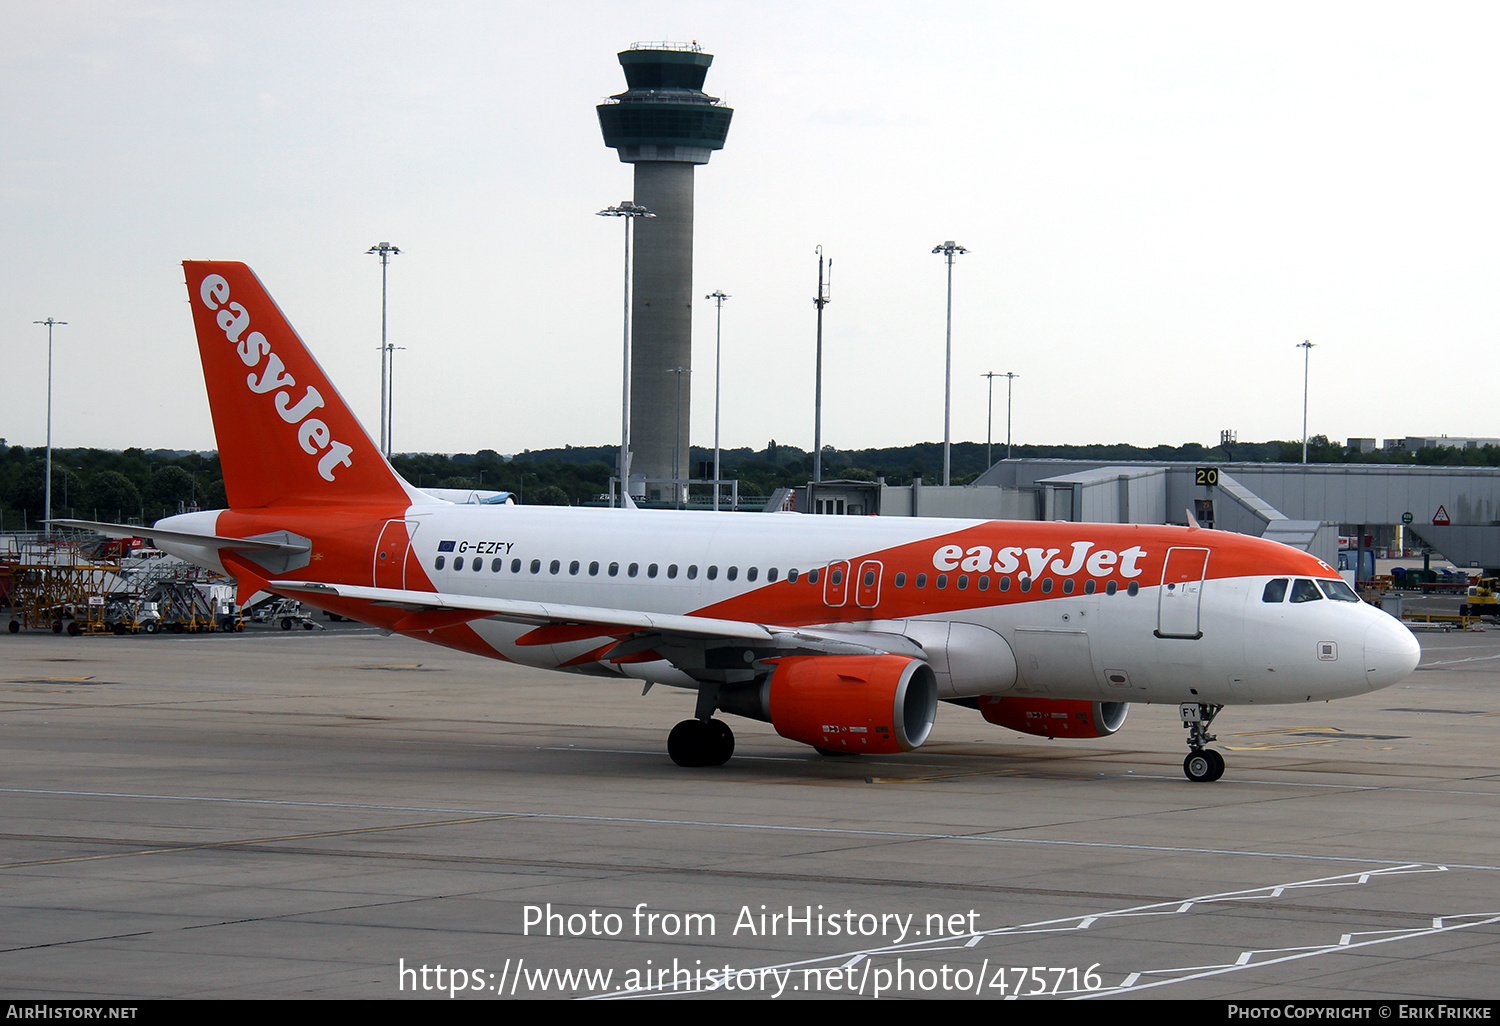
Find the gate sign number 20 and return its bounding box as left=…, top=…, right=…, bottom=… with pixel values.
left=1196, top=467, right=1219, bottom=486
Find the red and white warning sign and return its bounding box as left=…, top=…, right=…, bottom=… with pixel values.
left=1433, top=505, right=1451, bottom=526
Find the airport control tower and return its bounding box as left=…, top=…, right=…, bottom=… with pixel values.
left=598, top=42, right=733, bottom=499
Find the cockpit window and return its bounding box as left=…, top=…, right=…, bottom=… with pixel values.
left=1319, top=579, right=1361, bottom=603
left=1262, top=579, right=1288, bottom=603
left=1289, top=578, right=1324, bottom=603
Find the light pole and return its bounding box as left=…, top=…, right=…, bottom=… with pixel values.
left=1298, top=340, right=1315, bottom=464
left=34, top=318, right=65, bottom=538
left=365, top=242, right=400, bottom=458
left=598, top=201, right=655, bottom=506
left=813, top=246, right=831, bottom=484
left=981, top=372, right=998, bottom=470
left=932, top=240, right=968, bottom=485
left=667, top=365, right=690, bottom=509
left=706, top=290, right=730, bottom=510
left=1005, top=371, right=1019, bottom=460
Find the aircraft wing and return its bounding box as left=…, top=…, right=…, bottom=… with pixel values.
left=268, top=579, right=924, bottom=659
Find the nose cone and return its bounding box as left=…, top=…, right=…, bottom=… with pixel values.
left=1364, top=614, right=1421, bottom=690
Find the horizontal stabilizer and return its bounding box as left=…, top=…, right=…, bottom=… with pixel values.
left=48, top=519, right=309, bottom=554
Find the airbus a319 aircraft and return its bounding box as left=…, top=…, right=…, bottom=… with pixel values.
left=65, top=262, right=1422, bottom=782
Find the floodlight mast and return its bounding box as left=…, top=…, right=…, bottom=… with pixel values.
left=598, top=202, right=655, bottom=505
left=932, top=240, right=968, bottom=485
left=813, top=247, right=831, bottom=485
left=34, top=318, right=66, bottom=538
left=365, top=242, right=401, bottom=458
left=706, top=290, right=730, bottom=510
left=1298, top=340, right=1315, bottom=464
left=1005, top=371, right=1019, bottom=459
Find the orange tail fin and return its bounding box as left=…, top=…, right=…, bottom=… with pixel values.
left=183, top=261, right=411, bottom=509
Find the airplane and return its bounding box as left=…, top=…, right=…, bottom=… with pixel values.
left=59, top=261, right=1422, bottom=782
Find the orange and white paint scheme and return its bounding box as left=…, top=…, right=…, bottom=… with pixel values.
left=84, top=262, right=1423, bottom=782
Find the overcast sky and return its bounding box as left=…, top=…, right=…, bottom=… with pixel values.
left=4, top=2, right=1498, bottom=456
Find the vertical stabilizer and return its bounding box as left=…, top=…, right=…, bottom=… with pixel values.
left=183, top=261, right=410, bottom=509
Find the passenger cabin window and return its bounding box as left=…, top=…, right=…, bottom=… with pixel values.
left=434, top=556, right=446, bottom=570
left=687, top=565, right=698, bottom=580
left=569, top=560, right=580, bottom=575
left=1263, top=579, right=1289, bottom=603
left=667, top=564, right=678, bottom=579
left=608, top=562, right=619, bottom=577
left=647, top=563, right=658, bottom=578
left=491, top=558, right=502, bottom=572
left=511, top=558, right=521, bottom=573
left=1290, top=578, right=1323, bottom=603
left=767, top=568, right=779, bottom=583
left=530, top=559, right=541, bottom=574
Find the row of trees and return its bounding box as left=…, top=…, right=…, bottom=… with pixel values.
left=0, top=445, right=224, bottom=530
left=3, top=435, right=1497, bottom=525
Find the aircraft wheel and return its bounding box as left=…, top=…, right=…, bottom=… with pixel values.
left=668, top=719, right=707, bottom=766
left=1184, top=749, right=1223, bottom=783
left=668, top=718, right=734, bottom=767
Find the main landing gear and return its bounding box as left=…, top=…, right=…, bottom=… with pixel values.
left=1179, top=702, right=1225, bottom=783
left=668, top=718, right=735, bottom=767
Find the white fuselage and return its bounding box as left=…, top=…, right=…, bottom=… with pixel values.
left=159, top=503, right=1420, bottom=708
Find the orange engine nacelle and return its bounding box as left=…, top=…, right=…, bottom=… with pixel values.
left=977, top=696, right=1129, bottom=739
left=767, top=655, right=939, bottom=754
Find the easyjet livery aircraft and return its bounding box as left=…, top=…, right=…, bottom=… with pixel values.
left=64, top=262, right=1422, bottom=782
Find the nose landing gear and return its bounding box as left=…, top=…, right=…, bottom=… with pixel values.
left=1180, top=703, right=1225, bottom=782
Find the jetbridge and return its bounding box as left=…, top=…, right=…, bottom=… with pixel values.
left=796, top=462, right=1500, bottom=575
